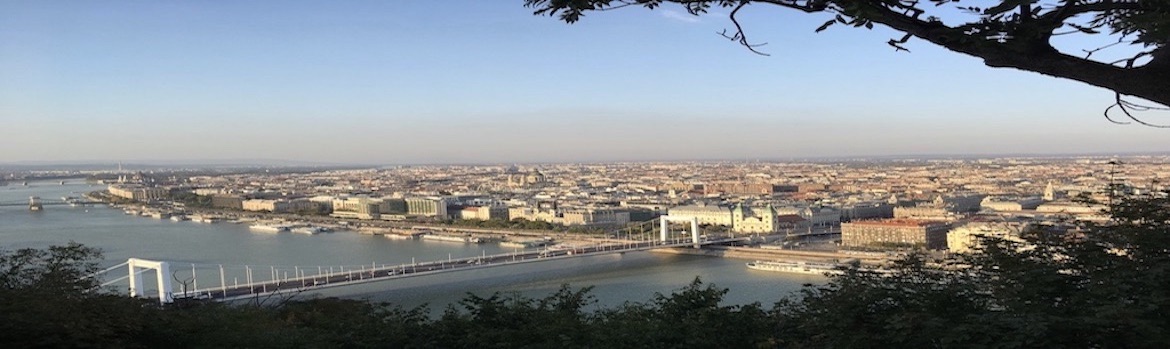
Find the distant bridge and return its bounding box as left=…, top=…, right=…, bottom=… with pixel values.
left=0, top=197, right=102, bottom=209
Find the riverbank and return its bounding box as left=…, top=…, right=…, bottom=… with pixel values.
left=92, top=191, right=678, bottom=244
left=5, top=181, right=816, bottom=311
left=92, top=191, right=874, bottom=266
left=653, top=245, right=891, bottom=266
left=94, top=191, right=625, bottom=247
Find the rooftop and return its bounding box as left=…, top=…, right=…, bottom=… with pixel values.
left=846, top=218, right=947, bottom=227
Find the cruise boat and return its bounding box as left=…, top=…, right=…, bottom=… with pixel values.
left=500, top=239, right=553, bottom=249
left=421, top=234, right=482, bottom=243
left=249, top=224, right=289, bottom=233
left=745, top=261, right=844, bottom=276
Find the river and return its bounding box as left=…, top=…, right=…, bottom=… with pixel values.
left=0, top=180, right=820, bottom=310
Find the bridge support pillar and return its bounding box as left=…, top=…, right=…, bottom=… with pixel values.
left=691, top=218, right=700, bottom=248
left=127, top=258, right=174, bottom=304
left=659, top=217, right=668, bottom=242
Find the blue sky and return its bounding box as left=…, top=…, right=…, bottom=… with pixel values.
left=0, top=1, right=1165, bottom=164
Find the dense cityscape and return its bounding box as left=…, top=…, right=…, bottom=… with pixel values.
left=7, top=155, right=1166, bottom=257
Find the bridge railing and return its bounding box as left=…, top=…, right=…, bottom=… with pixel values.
left=160, top=238, right=742, bottom=301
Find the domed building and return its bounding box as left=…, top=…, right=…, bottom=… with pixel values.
left=507, top=169, right=546, bottom=187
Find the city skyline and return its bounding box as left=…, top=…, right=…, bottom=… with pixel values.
left=5, top=150, right=1170, bottom=170
left=2, top=0, right=1167, bottom=164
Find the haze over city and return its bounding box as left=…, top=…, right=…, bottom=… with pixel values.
left=2, top=0, right=1166, bottom=164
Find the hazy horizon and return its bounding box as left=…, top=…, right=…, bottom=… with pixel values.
left=3, top=150, right=1168, bottom=169
left=3, top=1, right=1167, bottom=164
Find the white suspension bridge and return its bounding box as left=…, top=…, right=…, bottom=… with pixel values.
left=90, top=216, right=747, bottom=304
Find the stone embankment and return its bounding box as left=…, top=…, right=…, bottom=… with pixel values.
left=653, top=245, right=890, bottom=265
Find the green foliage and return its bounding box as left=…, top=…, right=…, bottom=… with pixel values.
left=430, top=286, right=597, bottom=348
left=0, top=243, right=159, bottom=348
left=447, top=217, right=548, bottom=230
left=0, top=242, right=103, bottom=293
left=171, top=191, right=212, bottom=208
left=593, top=278, right=775, bottom=348
left=776, top=192, right=1170, bottom=348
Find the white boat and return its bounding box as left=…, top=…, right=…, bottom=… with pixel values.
left=189, top=215, right=218, bottom=223
left=421, top=234, right=476, bottom=243
left=384, top=233, right=416, bottom=240
left=170, top=215, right=189, bottom=222
left=745, top=261, right=843, bottom=276
left=291, top=226, right=325, bottom=235
left=501, top=239, right=552, bottom=249
left=249, top=224, right=289, bottom=233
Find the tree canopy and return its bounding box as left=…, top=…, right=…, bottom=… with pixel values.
left=524, top=0, right=1170, bottom=123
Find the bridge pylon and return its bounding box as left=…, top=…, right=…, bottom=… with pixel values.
left=127, top=258, right=174, bottom=304
left=659, top=216, right=701, bottom=248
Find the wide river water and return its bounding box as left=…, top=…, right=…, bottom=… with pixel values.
left=1, top=180, right=819, bottom=311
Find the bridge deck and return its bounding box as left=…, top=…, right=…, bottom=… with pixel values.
left=174, top=238, right=744, bottom=302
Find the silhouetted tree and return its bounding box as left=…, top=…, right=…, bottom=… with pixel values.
left=525, top=0, right=1170, bottom=123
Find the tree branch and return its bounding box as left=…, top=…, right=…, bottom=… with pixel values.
left=718, top=1, right=770, bottom=56
left=1036, top=1, right=1145, bottom=25
left=525, top=0, right=1170, bottom=107
left=830, top=2, right=1165, bottom=105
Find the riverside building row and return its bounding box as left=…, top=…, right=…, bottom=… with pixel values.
left=99, top=156, right=1166, bottom=249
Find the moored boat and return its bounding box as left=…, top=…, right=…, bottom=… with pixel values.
left=500, top=239, right=553, bottom=249
left=291, top=226, right=325, bottom=235
left=745, top=261, right=843, bottom=276
left=422, top=234, right=477, bottom=243
left=249, top=224, right=289, bottom=233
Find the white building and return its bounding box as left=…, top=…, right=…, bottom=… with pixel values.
left=108, top=184, right=169, bottom=201
left=562, top=208, right=630, bottom=226
left=332, top=196, right=380, bottom=220
left=406, top=197, right=449, bottom=218
left=667, top=204, right=732, bottom=226
left=775, top=206, right=840, bottom=227
left=947, top=220, right=1031, bottom=254
left=980, top=197, right=1044, bottom=212
left=731, top=203, right=779, bottom=234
